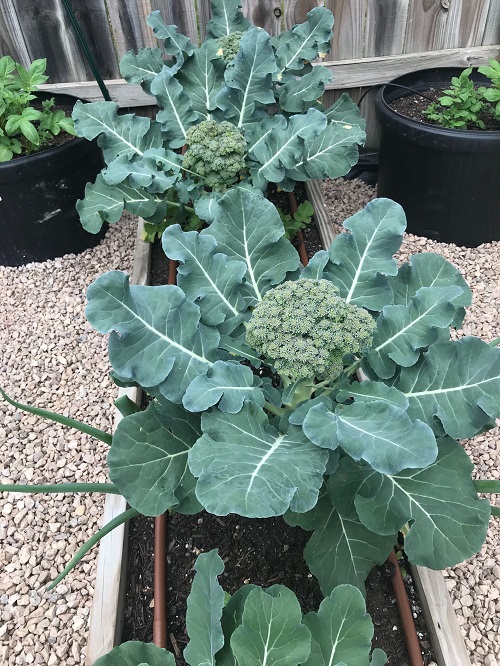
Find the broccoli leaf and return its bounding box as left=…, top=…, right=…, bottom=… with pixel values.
left=161, top=224, right=247, bottom=332
left=278, top=67, right=332, bottom=113
left=188, top=404, right=328, bottom=517
left=76, top=174, right=159, bottom=233
left=323, top=198, right=406, bottom=311
left=303, top=401, right=438, bottom=475
left=200, top=188, right=300, bottom=305
left=206, top=0, right=250, bottom=38
left=109, top=399, right=201, bottom=516
left=274, top=7, right=334, bottom=78
left=303, top=585, right=374, bottom=666
left=103, top=149, right=180, bottom=193
left=177, top=40, right=226, bottom=120
left=323, top=93, right=367, bottom=130
left=230, top=586, right=311, bottom=666
left=366, top=285, right=464, bottom=379
left=119, top=47, right=165, bottom=90
left=91, top=641, right=175, bottom=666
left=146, top=11, right=196, bottom=57
left=152, top=67, right=198, bottom=148
left=343, top=438, right=490, bottom=569
left=182, top=360, right=264, bottom=413
left=217, top=585, right=257, bottom=666
left=184, top=550, right=225, bottom=666
left=85, top=271, right=219, bottom=403
left=335, top=380, right=409, bottom=410
left=216, top=28, right=277, bottom=128
left=389, top=252, right=472, bottom=329
left=394, top=336, right=500, bottom=439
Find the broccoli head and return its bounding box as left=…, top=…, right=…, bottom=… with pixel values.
left=246, top=279, right=376, bottom=382
left=183, top=119, right=246, bottom=189
left=216, top=31, right=244, bottom=63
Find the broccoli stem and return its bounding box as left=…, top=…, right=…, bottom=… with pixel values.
left=285, top=380, right=315, bottom=409
left=264, top=401, right=286, bottom=417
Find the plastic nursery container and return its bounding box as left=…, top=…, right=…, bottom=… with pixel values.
left=375, top=68, right=500, bottom=247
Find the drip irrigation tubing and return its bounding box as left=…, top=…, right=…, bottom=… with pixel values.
left=357, top=83, right=435, bottom=107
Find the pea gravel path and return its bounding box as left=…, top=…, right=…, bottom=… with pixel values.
left=323, top=178, right=500, bottom=666
left=0, top=213, right=137, bottom=665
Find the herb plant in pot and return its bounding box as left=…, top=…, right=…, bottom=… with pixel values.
left=0, top=56, right=106, bottom=267
left=375, top=65, right=500, bottom=247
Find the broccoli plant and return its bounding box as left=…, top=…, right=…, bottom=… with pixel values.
left=92, top=549, right=388, bottom=666
left=72, top=0, right=365, bottom=240
left=3, top=187, right=499, bottom=604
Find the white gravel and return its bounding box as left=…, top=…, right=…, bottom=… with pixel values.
left=0, top=214, right=137, bottom=665
left=323, top=178, right=500, bottom=666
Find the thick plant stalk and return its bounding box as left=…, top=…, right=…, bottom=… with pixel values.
left=287, top=191, right=309, bottom=266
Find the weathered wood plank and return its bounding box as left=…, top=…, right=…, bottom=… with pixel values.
left=410, top=565, right=472, bottom=666
left=403, top=0, right=449, bottom=53
left=104, top=0, right=156, bottom=60
left=328, top=0, right=365, bottom=60
left=0, top=0, right=31, bottom=66
left=305, top=179, right=337, bottom=248
left=8, top=0, right=119, bottom=82
left=442, top=0, right=491, bottom=49
left=242, top=0, right=282, bottom=35
left=39, top=78, right=155, bottom=105
left=153, top=0, right=199, bottom=44
left=85, top=221, right=151, bottom=664
left=365, top=0, right=410, bottom=56
left=483, top=0, right=500, bottom=46
left=197, top=0, right=212, bottom=43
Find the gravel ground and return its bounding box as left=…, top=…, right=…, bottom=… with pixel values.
left=323, top=178, right=500, bottom=666
left=0, top=213, right=137, bottom=665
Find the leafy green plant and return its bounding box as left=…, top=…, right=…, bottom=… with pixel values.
left=2, top=188, right=499, bottom=603
left=478, top=58, right=500, bottom=120
left=0, top=55, right=75, bottom=162
left=423, top=67, right=486, bottom=129
left=72, top=0, right=365, bottom=239
left=279, top=199, right=315, bottom=240
left=92, top=549, right=388, bottom=666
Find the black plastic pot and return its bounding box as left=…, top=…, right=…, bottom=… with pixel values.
left=375, top=68, right=500, bottom=247
left=0, top=93, right=106, bottom=267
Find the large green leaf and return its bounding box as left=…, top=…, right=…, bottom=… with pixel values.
left=184, top=550, right=225, bottom=666
left=394, top=336, right=500, bottom=438
left=389, top=252, right=472, bottom=329
left=248, top=108, right=326, bottom=190
left=303, top=585, right=374, bottom=666
left=92, top=641, right=175, bottom=666
left=323, top=198, right=406, bottom=311
left=161, top=224, right=247, bottom=331
left=274, top=7, right=334, bottom=78
left=200, top=188, right=300, bottom=305
left=301, top=486, right=395, bottom=595
left=366, top=285, right=464, bottom=379
left=177, top=41, right=226, bottom=120
left=85, top=271, right=218, bottom=403
left=146, top=11, right=196, bottom=57
left=206, top=0, right=250, bottom=38
left=72, top=101, right=162, bottom=164
left=183, top=360, right=264, bottom=413
left=335, top=380, right=409, bottom=410
left=344, top=438, right=490, bottom=569
left=303, top=401, right=437, bottom=475
left=109, top=399, right=201, bottom=516
left=278, top=67, right=332, bottom=113
left=119, top=47, right=165, bottom=89
left=151, top=67, right=198, bottom=148
left=103, top=149, right=180, bottom=194
left=188, top=403, right=328, bottom=517
left=76, top=174, right=159, bottom=233
left=217, top=585, right=257, bottom=666
left=230, top=586, right=311, bottom=666
left=324, top=93, right=367, bottom=130
left=216, top=28, right=277, bottom=128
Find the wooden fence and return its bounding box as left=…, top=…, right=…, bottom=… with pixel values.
left=1, top=0, right=499, bottom=146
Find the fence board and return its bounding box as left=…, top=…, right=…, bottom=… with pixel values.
left=328, top=0, right=365, bottom=60
left=404, top=0, right=449, bottom=53
left=0, top=0, right=31, bottom=65
left=242, top=0, right=282, bottom=35
left=442, top=0, right=491, bottom=49
left=483, top=1, right=500, bottom=46
left=365, top=0, right=410, bottom=56
left=153, top=0, right=198, bottom=44
left=105, top=0, right=155, bottom=61
left=283, top=0, right=322, bottom=33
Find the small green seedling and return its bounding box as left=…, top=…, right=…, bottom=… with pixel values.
left=279, top=199, right=315, bottom=240
left=478, top=58, right=500, bottom=120
left=423, top=67, right=485, bottom=129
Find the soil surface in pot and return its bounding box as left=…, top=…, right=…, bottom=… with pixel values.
left=390, top=88, right=500, bottom=130
left=122, top=186, right=435, bottom=665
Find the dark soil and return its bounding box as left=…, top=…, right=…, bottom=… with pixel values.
left=121, top=185, right=435, bottom=664
left=390, top=87, right=500, bottom=131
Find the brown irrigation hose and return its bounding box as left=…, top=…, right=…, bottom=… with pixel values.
left=152, top=258, right=178, bottom=648
left=287, top=191, right=309, bottom=267
left=387, top=550, right=424, bottom=666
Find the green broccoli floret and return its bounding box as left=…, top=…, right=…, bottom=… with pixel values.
left=216, top=31, right=244, bottom=63
left=246, top=279, right=376, bottom=383
left=183, top=119, right=246, bottom=189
